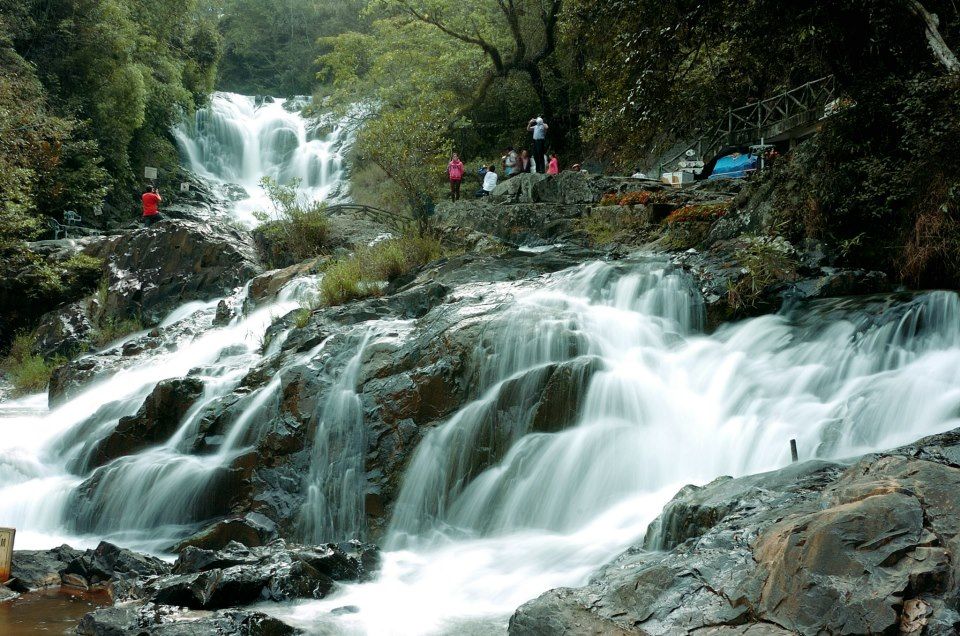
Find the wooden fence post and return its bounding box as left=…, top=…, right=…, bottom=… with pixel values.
left=0, top=527, right=14, bottom=583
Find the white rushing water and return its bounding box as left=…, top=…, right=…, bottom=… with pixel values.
left=266, top=260, right=960, bottom=635
left=4, top=91, right=960, bottom=634
left=173, top=91, right=353, bottom=226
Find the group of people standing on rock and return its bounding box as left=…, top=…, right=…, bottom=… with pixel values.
left=446, top=115, right=560, bottom=202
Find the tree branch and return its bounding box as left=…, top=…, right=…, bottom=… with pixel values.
left=396, top=1, right=505, bottom=73
left=908, top=0, right=960, bottom=72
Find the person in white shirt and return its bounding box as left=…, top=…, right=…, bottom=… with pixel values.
left=479, top=165, right=498, bottom=197
left=527, top=116, right=549, bottom=173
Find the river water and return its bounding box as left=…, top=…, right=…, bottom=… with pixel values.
left=2, top=94, right=960, bottom=634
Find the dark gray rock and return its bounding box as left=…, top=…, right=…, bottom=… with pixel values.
left=8, top=544, right=83, bottom=591
left=62, top=541, right=171, bottom=591
left=82, top=218, right=261, bottom=326
left=170, top=513, right=280, bottom=552
left=510, top=427, right=960, bottom=636
left=139, top=540, right=379, bottom=610
left=85, top=378, right=205, bottom=470
left=77, top=603, right=300, bottom=635
left=31, top=300, right=98, bottom=359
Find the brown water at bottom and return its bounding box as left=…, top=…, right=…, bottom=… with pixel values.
left=0, top=588, right=111, bottom=635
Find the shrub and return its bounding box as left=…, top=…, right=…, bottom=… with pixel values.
left=92, top=315, right=143, bottom=348
left=727, top=236, right=799, bottom=310
left=600, top=190, right=654, bottom=207
left=253, top=177, right=330, bottom=268
left=573, top=210, right=653, bottom=247
left=61, top=253, right=104, bottom=290
left=619, top=190, right=652, bottom=206
left=664, top=203, right=729, bottom=224
left=2, top=332, right=64, bottom=395
left=320, top=234, right=445, bottom=306
left=320, top=257, right=370, bottom=306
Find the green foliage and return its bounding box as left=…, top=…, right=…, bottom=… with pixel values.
left=218, top=0, right=367, bottom=94
left=727, top=236, right=798, bottom=311
left=2, top=332, right=64, bottom=395
left=320, top=257, right=370, bottom=306
left=6, top=0, right=222, bottom=217
left=92, top=315, right=144, bottom=348
left=319, top=0, right=580, bottom=200
left=320, top=234, right=445, bottom=306
left=253, top=177, right=331, bottom=268
left=354, top=97, right=454, bottom=204
left=565, top=0, right=959, bottom=166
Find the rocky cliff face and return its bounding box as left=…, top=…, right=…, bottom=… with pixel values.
left=509, top=428, right=960, bottom=635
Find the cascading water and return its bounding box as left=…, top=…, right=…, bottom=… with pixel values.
left=4, top=92, right=960, bottom=634
left=173, top=92, right=354, bottom=225
left=0, top=277, right=318, bottom=552
left=267, top=256, right=960, bottom=635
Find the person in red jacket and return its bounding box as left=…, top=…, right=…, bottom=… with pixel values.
left=142, top=186, right=162, bottom=225
left=447, top=153, right=465, bottom=202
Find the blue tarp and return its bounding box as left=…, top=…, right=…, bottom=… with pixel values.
left=709, top=153, right=757, bottom=179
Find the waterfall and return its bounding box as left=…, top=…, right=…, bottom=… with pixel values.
left=5, top=91, right=960, bottom=634
left=172, top=92, right=354, bottom=225
left=299, top=333, right=371, bottom=544
left=269, top=257, right=960, bottom=635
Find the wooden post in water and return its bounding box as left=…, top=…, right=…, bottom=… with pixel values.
left=790, top=439, right=799, bottom=463
left=0, top=527, right=14, bottom=583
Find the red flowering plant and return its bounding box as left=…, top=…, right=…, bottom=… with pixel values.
left=599, top=192, right=620, bottom=206
left=664, top=202, right=730, bottom=224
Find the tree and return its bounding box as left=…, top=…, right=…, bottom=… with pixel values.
left=378, top=0, right=563, bottom=119
left=218, top=0, right=367, bottom=95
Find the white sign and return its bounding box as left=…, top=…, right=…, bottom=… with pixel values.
left=0, top=527, right=14, bottom=583
left=144, top=166, right=158, bottom=180
left=180, top=182, right=190, bottom=193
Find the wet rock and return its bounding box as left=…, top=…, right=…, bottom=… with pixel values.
left=490, top=172, right=653, bottom=205
left=0, top=585, right=18, bottom=602
left=83, top=218, right=261, bottom=326
left=31, top=300, right=98, bottom=359
left=86, top=378, right=205, bottom=469
left=435, top=200, right=585, bottom=244
left=510, top=427, right=960, bottom=636
left=8, top=544, right=83, bottom=591
left=170, top=513, right=280, bottom=552
left=140, top=540, right=379, bottom=610
left=77, top=603, right=300, bottom=636
left=530, top=355, right=605, bottom=433
left=213, top=299, right=233, bottom=326
left=247, top=258, right=322, bottom=307
left=62, top=542, right=171, bottom=592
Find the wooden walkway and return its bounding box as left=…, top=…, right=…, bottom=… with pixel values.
left=660, top=75, right=837, bottom=172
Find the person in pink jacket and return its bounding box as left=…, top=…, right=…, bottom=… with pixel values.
left=547, top=152, right=560, bottom=175
left=447, top=152, right=465, bottom=201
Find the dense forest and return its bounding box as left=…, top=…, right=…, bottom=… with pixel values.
left=2, top=0, right=960, bottom=341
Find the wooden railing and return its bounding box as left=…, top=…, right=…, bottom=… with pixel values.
left=659, top=75, right=837, bottom=173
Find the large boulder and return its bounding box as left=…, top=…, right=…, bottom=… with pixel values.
left=509, top=427, right=960, bottom=636
left=77, top=604, right=300, bottom=636
left=31, top=300, right=98, bottom=359
left=140, top=540, right=379, bottom=610
left=83, top=218, right=261, bottom=325
left=62, top=541, right=171, bottom=593
left=8, top=544, right=84, bottom=591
